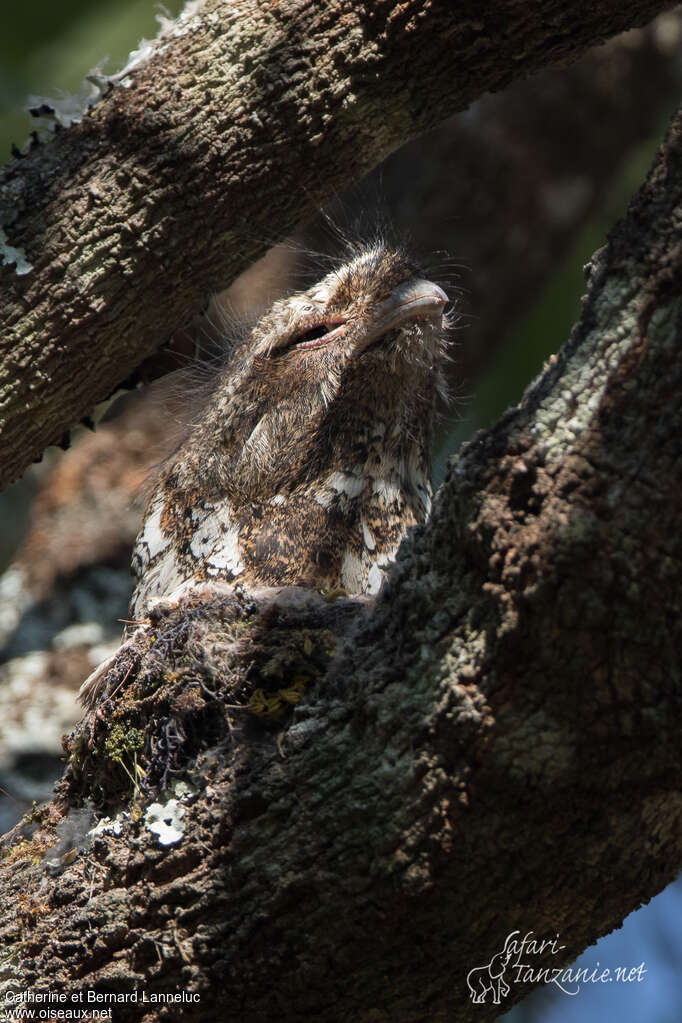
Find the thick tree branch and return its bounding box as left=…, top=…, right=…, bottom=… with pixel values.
left=0, top=0, right=677, bottom=488
left=2, top=98, right=682, bottom=1022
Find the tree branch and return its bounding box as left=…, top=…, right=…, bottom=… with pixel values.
left=2, top=98, right=682, bottom=1022
left=0, top=0, right=677, bottom=488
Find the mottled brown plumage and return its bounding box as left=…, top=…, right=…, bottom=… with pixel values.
left=129, top=241, right=450, bottom=620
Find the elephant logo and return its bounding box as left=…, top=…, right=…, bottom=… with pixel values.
left=466, top=947, right=513, bottom=1004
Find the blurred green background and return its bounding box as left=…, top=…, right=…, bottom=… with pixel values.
left=0, top=0, right=183, bottom=161
left=437, top=134, right=668, bottom=468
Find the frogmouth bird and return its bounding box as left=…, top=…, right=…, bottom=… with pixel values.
left=130, top=241, right=450, bottom=620
left=79, top=241, right=449, bottom=710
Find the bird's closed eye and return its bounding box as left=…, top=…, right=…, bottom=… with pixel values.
left=287, top=319, right=347, bottom=352
left=298, top=323, right=331, bottom=343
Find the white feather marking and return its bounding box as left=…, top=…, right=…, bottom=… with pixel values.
left=371, top=477, right=402, bottom=504
left=367, top=564, right=384, bottom=596
left=362, top=521, right=376, bottom=551
left=131, top=555, right=188, bottom=619
left=138, top=499, right=169, bottom=563
left=189, top=519, right=215, bottom=557
left=340, top=550, right=365, bottom=592
left=206, top=534, right=244, bottom=575
left=189, top=505, right=245, bottom=576
left=314, top=488, right=334, bottom=508
left=326, top=470, right=366, bottom=499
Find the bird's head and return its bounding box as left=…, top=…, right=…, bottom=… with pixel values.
left=186, top=242, right=451, bottom=501
left=255, top=243, right=447, bottom=364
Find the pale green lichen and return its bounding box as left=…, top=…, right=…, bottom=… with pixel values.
left=145, top=798, right=186, bottom=845
left=104, top=724, right=145, bottom=762
left=0, top=227, right=32, bottom=276
left=89, top=812, right=129, bottom=839
left=13, top=0, right=210, bottom=156
left=529, top=274, right=637, bottom=462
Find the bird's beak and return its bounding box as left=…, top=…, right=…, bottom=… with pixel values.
left=360, top=279, right=448, bottom=350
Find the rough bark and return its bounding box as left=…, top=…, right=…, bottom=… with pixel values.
left=2, top=97, right=682, bottom=1023
left=0, top=0, right=678, bottom=489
